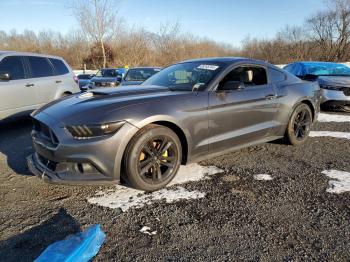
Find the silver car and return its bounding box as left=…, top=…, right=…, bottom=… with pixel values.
left=0, top=51, right=80, bottom=120
left=284, top=62, right=350, bottom=112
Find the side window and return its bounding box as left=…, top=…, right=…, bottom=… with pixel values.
left=49, top=58, right=69, bottom=75
left=28, top=56, right=54, bottom=78
left=218, top=65, right=268, bottom=89
left=0, top=56, right=25, bottom=80
left=269, top=68, right=286, bottom=83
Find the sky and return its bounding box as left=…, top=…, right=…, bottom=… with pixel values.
left=0, top=0, right=326, bottom=46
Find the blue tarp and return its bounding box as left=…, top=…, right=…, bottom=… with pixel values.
left=286, top=62, right=350, bottom=76
left=35, top=224, right=106, bottom=262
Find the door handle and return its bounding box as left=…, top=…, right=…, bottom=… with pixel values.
left=55, top=80, right=62, bottom=83
left=25, top=83, right=35, bottom=87
left=265, top=94, right=276, bottom=100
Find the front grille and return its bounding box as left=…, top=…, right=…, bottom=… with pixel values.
left=94, top=82, right=112, bottom=87
left=32, top=119, right=59, bottom=147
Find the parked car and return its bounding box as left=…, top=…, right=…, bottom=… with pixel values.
left=89, top=68, right=127, bottom=89
left=77, top=73, right=94, bottom=90
left=0, top=51, right=80, bottom=120
left=28, top=57, right=320, bottom=191
left=121, top=67, right=162, bottom=86
left=284, top=61, right=350, bottom=112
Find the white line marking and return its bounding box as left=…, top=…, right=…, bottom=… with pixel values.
left=318, top=113, right=350, bottom=123
left=310, top=131, right=350, bottom=140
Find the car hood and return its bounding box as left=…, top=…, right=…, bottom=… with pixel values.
left=90, top=76, right=117, bottom=82
left=318, top=76, right=350, bottom=87
left=33, top=85, right=185, bottom=125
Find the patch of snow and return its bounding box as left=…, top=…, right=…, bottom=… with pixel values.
left=253, top=174, right=273, bottom=181
left=140, top=226, right=157, bottom=236
left=322, top=170, right=350, bottom=194
left=310, top=131, right=350, bottom=140
left=88, top=186, right=205, bottom=212
left=88, top=164, right=222, bottom=212
left=169, top=163, right=223, bottom=186
left=318, top=113, right=350, bottom=123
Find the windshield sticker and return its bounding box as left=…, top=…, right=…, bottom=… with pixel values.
left=197, top=64, right=219, bottom=71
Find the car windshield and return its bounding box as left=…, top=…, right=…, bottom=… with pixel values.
left=96, top=69, right=117, bottom=77
left=78, top=74, right=92, bottom=80
left=142, top=62, right=224, bottom=91
left=125, top=68, right=161, bottom=82
left=304, top=63, right=350, bottom=76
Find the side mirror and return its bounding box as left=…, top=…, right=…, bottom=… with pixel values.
left=219, top=81, right=244, bottom=91
left=0, top=73, right=10, bottom=81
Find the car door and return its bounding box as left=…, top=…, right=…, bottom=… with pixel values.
left=26, top=56, right=56, bottom=106
left=0, top=55, right=38, bottom=119
left=208, top=64, right=278, bottom=154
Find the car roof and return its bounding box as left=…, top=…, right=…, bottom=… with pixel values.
left=0, top=50, right=64, bottom=60
left=128, top=67, right=162, bottom=70
left=180, top=57, right=271, bottom=66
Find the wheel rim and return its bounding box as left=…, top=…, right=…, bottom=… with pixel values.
left=137, top=135, right=178, bottom=184
left=293, top=108, right=311, bottom=140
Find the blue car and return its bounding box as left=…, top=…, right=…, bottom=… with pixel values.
left=284, top=62, right=350, bottom=112
left=89, top=68, right=127, bottom=89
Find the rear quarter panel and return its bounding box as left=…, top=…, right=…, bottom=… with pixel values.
left=53, top=72, right=80, bottom=100
left=272, top=80, right=321, bottom=136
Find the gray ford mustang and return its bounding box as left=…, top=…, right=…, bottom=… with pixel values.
left=27, top=57, right=321, bottom=191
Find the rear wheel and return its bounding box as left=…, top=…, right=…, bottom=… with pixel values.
left=123, top=125, right=182, bottom=191
left=285, top=103, right=312, bottom=145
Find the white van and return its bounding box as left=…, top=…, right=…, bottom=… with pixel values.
left=0, top=51, right=80, bottom=120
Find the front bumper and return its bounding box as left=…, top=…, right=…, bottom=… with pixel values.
left=27, top=153, right=117, bottom=185
left=28, top=113, right=139, bottom=185
left=321, top=88, right=350, bottom=104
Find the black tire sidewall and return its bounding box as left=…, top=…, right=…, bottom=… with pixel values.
left=124, top=125, right=182, bottom=191
left=286, top=104, right=312, bottom=145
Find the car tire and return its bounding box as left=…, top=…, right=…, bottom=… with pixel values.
left=285, top=103, right=313, bottom=145
left=61, top=92, right=71, bottom=97
left=123, top=124, right=182, bottom=191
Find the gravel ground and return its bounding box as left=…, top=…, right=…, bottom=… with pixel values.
left=0, top=113, right=349, bottom=261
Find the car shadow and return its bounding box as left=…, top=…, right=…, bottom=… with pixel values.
left=0, top=117, right=34, bottom=176
left=0, top=208, right=81, bottom=262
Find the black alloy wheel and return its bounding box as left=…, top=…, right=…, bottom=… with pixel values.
left=285, top=103, right=313, bottom=145
left=123, top=125, right=182, bottom=191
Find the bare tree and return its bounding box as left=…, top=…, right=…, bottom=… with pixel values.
left=307, top=0, right=350, bottom=61
left=71, top=0, right=119, bottom=68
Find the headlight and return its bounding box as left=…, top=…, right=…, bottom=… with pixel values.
left=66, top=121, right=125, bottom=139
left=320, top=85, right=342, bottom=90
left=109, top=82, right=120, bottom=87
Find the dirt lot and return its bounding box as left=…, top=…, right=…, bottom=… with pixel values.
left=0, top=113, right=349, bottom=261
